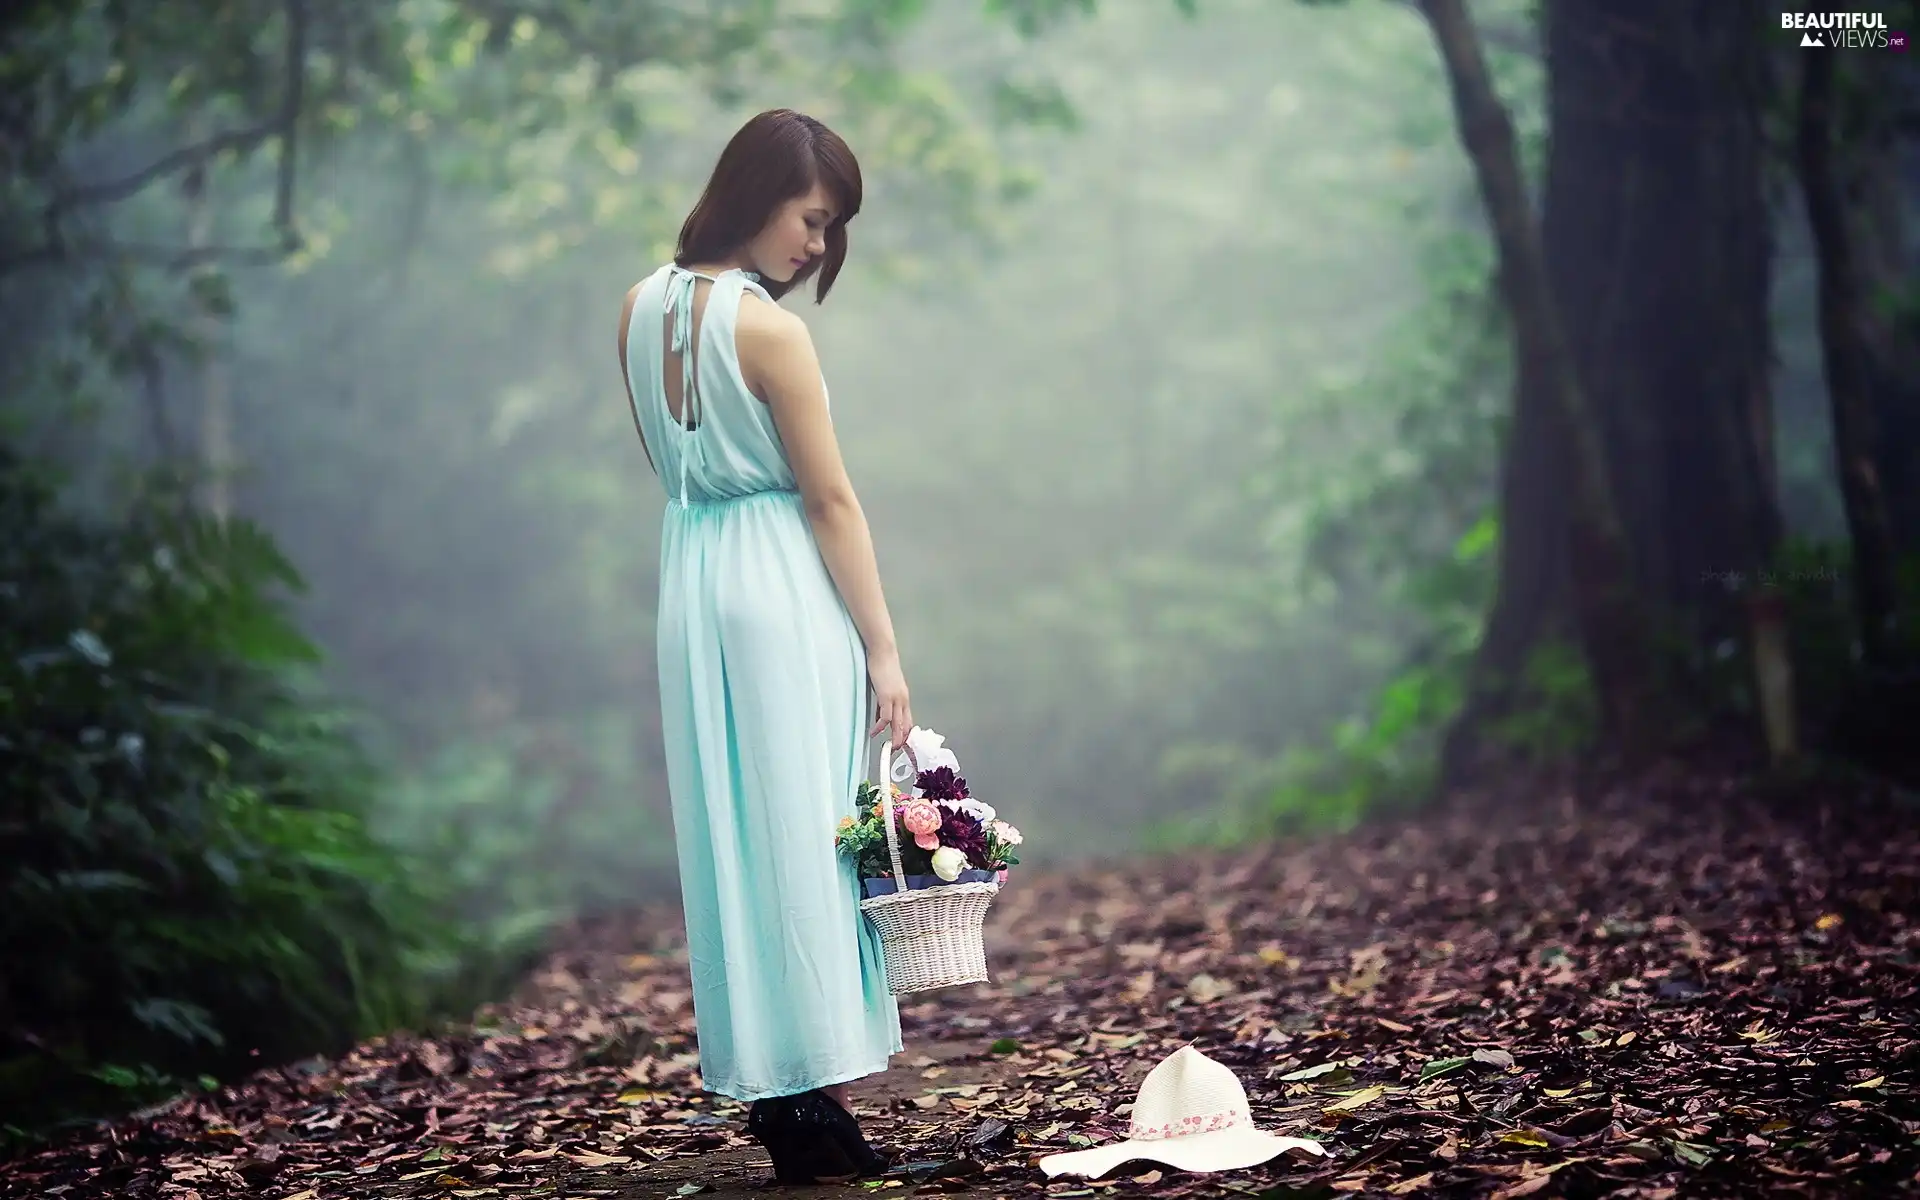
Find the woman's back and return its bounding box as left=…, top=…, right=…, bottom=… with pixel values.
left=626, top=263, right=824, bottom=507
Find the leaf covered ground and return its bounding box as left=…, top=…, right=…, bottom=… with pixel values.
left=5, top=763, right=1917, bottom=1199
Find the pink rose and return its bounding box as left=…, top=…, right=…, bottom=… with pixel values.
left=900, top=799, right=941, bottom=834
left=899, top=798, right=942, bottom=851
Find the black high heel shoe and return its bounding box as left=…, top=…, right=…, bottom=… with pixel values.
left=745, top=1093, right=868, bottom=1185
left=804, top=1090, right=891, bottom=1176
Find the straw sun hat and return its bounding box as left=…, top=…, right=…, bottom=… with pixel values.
left=1039, top=1045, right=1329, bottom=1178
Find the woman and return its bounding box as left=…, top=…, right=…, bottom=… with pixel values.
left=615, top=109, right=910, bottom=1184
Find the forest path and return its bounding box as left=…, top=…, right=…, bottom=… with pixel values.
left=6, top=764, right=1916, bottom=1199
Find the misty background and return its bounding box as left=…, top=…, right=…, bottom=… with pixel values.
left=18, top=0, right=1550, bottom=888
left=7, top=0, right=1908, bottom=1135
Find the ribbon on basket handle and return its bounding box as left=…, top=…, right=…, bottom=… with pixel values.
left=875, top=737, right=921, bottom=893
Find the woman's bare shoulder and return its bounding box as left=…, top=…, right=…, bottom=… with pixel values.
left=736, top=290, right=819, bottom=401
left=737, top=288, right=806, bottom=338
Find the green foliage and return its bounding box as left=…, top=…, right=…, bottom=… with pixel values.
left=372, top=714, right=681, bottom=926
left=1143, top=59, right=1534, bottom=849
left=0, top=444, right=504, bottom=1138
left=1759, top=538, right=1920, bottom=750
left=1144, top=512, right=1497, bottom=850
left=839, top=784, right=937, bottom=877
left=1182, top=0, right=1551, bottom=837
left=1479, top=638, right=1599, bottom=759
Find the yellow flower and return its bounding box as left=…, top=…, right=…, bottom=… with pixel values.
left=837, top=815, right=855, bottom=830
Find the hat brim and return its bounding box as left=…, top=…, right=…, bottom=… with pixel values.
left=1038, top=1126, right=1327, bottom=1179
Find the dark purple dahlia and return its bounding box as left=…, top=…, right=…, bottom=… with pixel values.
left=915, top=766, right=970, bottom=801
left=938, top=809, right=990, bottom=869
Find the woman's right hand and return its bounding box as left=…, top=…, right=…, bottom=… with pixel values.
left=867, top=647, right=913, bottom=750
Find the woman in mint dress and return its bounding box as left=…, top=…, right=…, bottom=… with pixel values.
left=614, top=108, right=911, bottom=1183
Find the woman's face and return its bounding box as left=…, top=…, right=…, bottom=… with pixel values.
left=751, top=180, right=837, bottom=284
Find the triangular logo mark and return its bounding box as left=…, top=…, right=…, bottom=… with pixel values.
left=1800, top=30, right=1824, bottom=46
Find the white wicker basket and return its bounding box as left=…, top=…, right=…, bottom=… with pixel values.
left=857, top=739, right=1000, bottom=996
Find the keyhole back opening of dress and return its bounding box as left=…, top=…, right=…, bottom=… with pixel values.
left=662, top=273, right=713, bottom=431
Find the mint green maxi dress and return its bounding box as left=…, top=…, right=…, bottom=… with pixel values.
left=625, top=263, right=902, bottom=1101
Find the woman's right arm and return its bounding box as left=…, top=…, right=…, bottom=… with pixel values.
left=738, top=296, right=913, bottom=746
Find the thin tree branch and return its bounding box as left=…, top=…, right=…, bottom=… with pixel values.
left=274, top=0, right=308, bottom=247
left=39, top=0, right=310, bottom=248
left=48, top=122, right=287, bottom=214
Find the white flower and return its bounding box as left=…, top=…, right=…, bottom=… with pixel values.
left=989, top=819, right=1023, bottom=846
left=929, top=845, right=970, bottom=882
left=904, top=726, right=961, bottom=776
left=942, top=797, right=996, bottom=822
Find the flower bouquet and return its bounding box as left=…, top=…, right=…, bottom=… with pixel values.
left=835, top=727, right=1022, bottom=898
left=836, top=728, right=1022, bottom=995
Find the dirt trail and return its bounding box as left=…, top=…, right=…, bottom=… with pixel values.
left=610, top=1036, right=1023, bottom=1199
left=5, top=771, right=1915, bottom=1199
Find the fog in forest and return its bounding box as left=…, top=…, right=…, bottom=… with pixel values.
left=7, top=0, right=1856, bottom=919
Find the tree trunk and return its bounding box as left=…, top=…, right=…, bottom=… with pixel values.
left=1439, top=334, right=1574, bottom=784
left=182, top=147, right=233, bottom=521
left=1417, top=0, right=1665, bottom=758
left=1545, top=1, right=1775, bottom=647
left=1442, top=0, right=1786, bottom=781
left=1797, top=49, right=1903, bottom=663
left=1851, top=52, right=1920, bottom=562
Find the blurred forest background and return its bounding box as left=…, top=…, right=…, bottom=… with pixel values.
left=4, top=0, right=1916, bottom=1142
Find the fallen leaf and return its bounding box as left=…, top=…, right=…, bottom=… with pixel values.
left=1323, top=1085, right=1386, bottom=1114
left=1186, top=973, right=1233, bottom=1002
left=1500, top=1129, right=1550, bottom=1148
left=568, top=1150, right=632, bottom=1167
left=1669, top=1140, right=1715, bottom=1167
left=1282, top=1062, right=1348, bottom=1082
left=1419, top=1056, right=1470, bottom=1082
left=1258, top=945, right=1299, bottom=968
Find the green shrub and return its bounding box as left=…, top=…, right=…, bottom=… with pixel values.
left=0, top=444, right=494, bottom=1138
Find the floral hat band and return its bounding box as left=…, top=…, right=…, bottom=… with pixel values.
left=1130, top=1108, right=1248, bottom=1142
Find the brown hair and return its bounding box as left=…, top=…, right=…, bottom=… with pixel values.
left=674, top=109, right=863, bottom=304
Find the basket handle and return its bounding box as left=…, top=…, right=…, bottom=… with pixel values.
left=875, top=737, right=921, bottom=889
